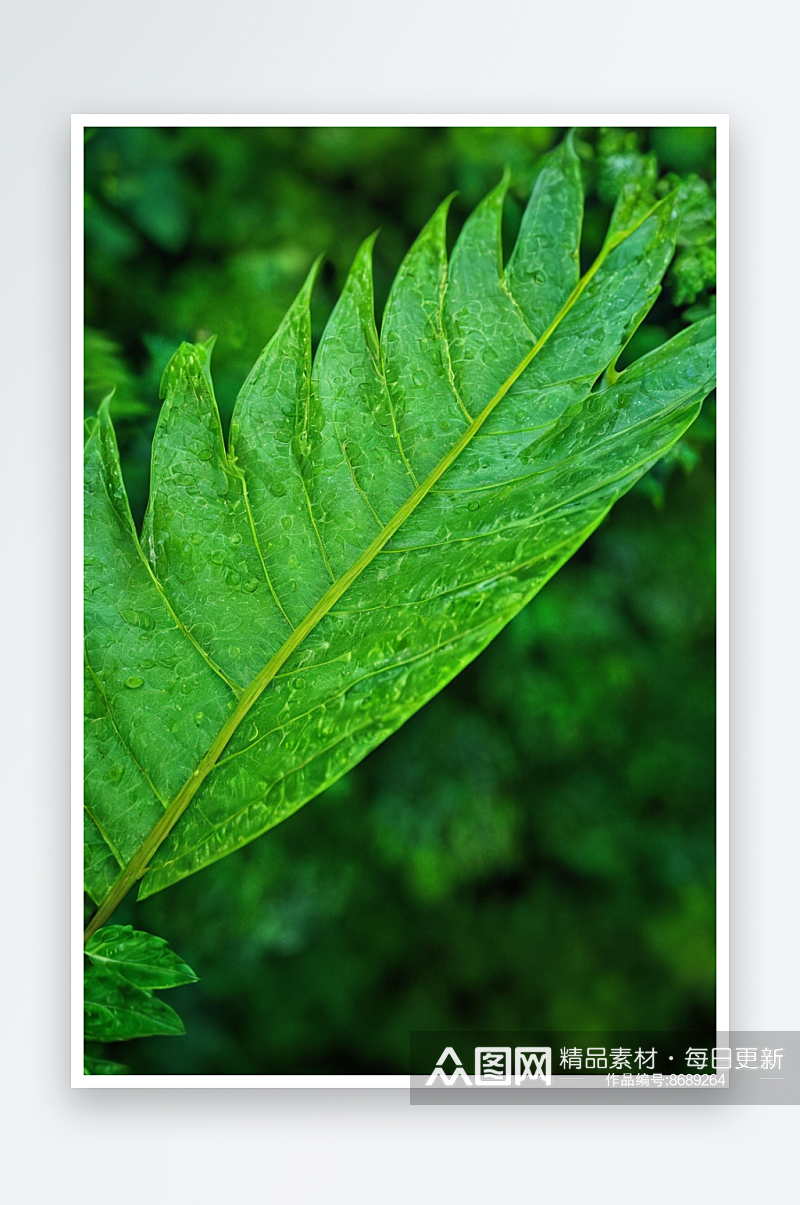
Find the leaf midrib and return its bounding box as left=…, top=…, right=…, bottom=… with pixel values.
left=83, top=201, right=666, bottom=943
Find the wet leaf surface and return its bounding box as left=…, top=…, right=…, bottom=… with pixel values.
left=84, top=134, right=716, bottom=920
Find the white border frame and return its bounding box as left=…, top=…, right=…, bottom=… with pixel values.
left=72, top=113, right=729, bottom=1088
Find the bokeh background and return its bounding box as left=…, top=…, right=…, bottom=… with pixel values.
left=84, top=125, right=716, bottom=1074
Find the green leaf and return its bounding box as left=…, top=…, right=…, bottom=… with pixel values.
left=85, top=924, right=199, bottom=989
left=83, top=926, right=194, bottom=1053
left=84, top=133, right=715, bottom=931
left=84, top=1055, right=129, bottom=1075
left=84, top=964, right=186, bottom=1041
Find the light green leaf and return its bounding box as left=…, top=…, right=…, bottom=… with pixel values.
left=84, top=964, right=186, bottom=1041
left=85, top=924, right=199, bottom=990
left=84, top=133, right=715, bottom=933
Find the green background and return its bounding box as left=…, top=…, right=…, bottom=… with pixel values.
left=84, top=125, right=716, bottom=1074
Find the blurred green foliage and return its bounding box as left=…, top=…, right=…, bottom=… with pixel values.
left=84, top=125, right=716, bottom=1073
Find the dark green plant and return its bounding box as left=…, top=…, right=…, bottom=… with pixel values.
left=84, top=925, right=198, bottom=1072
left=83, top=131, right=716, bottom=1071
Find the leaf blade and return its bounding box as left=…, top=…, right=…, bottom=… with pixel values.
left=84, top=137, right=716, bottom=916
left=85, top=924, right=199, bottom=989
left=84, top=964, right=186, bottom=1041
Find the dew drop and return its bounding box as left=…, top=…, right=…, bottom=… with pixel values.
left=228, top=645, right=240, bottom=658
left=242, top=578, right=259, bottom=593
left=197, top=448, right=212, bottom=461
left=270, top=480, right=288, bottom=497
left=229, top=533, right=243, bottom=546
left=125, top=676, right=144, bottom=689
left=195, top=712, right=204, bottom=724
left=105, top=766, right=123, bottom=782
left=467, top=500, right=480, bottom=512
left=191, top=533, right=204, bottom=545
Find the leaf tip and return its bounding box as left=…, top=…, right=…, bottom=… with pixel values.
left=158, top=340, right=216, bottom=401
left=486, top=170, right=511, bottom=206
left=418, top=192, right=457, bottom=251
left=304, top=252, right=325, bottom=294
left=361, top=228, right=381, bottom=256
left=340, top=231, right=381, bottom=302
left=96, top=392, right=113, bottom=424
